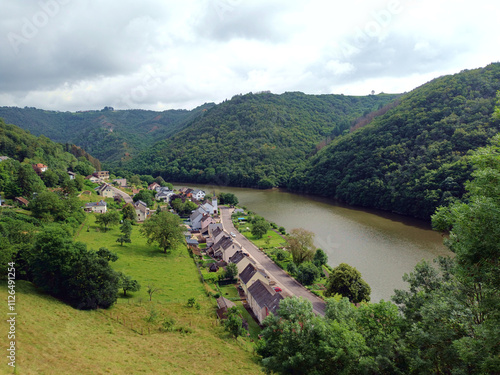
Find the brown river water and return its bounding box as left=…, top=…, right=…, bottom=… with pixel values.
left=175, top=184, right=452, bottom=302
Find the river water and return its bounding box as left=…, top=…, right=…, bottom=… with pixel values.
left=175, top=184, right=452, bottom=302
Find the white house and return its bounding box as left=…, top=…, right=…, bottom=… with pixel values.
left=84, top=200, right=107, bottom=214
left=191, top=189, right=206, bottom=201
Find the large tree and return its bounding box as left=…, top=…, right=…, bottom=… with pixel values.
left=325, top=263, right=371, bottom=303
left=285, top=228, right=316, bottom=265
left=140, top=211, right=184, bottom=253
left=251, top=219, right=269, bottom=239
left=95, top=210, right=120, bottom=232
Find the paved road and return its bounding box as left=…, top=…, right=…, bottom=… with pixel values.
left=220, top=207, right=326, bottom=316
left=108, top=185, right=133, bottom=204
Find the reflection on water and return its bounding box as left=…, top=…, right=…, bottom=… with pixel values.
left=175, top=184, right=451, bottom=302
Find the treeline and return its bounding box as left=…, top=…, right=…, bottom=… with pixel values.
left=0, top=104, right=215, bottom=166
left=258, top=138, right=500, bottom=374
left=289, top=63, right=500, bottom=219
left=0, top=119, right=96, bottom=201
left=123, top=91, right=398, bottom=188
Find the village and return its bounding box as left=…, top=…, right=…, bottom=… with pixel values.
left=83, top=173, right=292, bottom=328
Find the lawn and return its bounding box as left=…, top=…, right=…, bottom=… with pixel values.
left=2, top=213, right=264, bottom=374
left=242, top=228, right=285, bottom=249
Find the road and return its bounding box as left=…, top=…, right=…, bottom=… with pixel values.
left=220, top=207, right=326, bottom=316
left=108, top=185, right=133, bottom=204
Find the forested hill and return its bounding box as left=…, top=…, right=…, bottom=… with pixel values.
left=123, top=91, right=399, bottom=188
left=0, top=103, right=215, bottom=166
left=289, top=63, right=500, bottom=219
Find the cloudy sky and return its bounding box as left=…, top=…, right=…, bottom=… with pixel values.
left=1, top=0, right=499, bottom=111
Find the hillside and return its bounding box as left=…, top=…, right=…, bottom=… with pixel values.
left=124, top=91, right=399, bottom=188
left=0, top=103, right=215, bottom=166
left=288, top=63, right=500, bottom=219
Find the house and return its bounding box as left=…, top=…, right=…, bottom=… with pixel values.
left=148, top=182, right=160, bottom=190
left=222, top=243, right=241, bottom=263
left=15, top=197, right=29, bottom=206
left=95, top=184, right=115, bottom=198
left=32, top=163, right=48, bottom=175
left=84, top=200, right=107, bottom=214
left=247, top=279, right=284, bottom=324
left=216, top=297, right=236, bottom=319
left=67, top=171, right=76, bottom=180
left=208, top=223, right=223, bottom=238
left=209, top=236, right=233, bottom=259
left=86, top=175, right=100, bottom=183
left=200, top=198, right=218, bottom=215
left=229, top=250, right=254, bottom=274
left=131, top=188, right=140, bottom=196
left=134, top=200, right=150, bottom=222
left=93, top=171, right=109, bottom=180
left=191, top=189, right=206, bottom=201
left=190, top=207, right=209, bottom=230
left=239, top=263, right=269, bottom=296
left=200, top=215, right=216, bottom=234
left=0, top=156, right=10, bottom=162
left=113, top=178, right=127, bottom=188
left=186, top=238, right=199, bottom=248
left=156, top=190, right=174, bottom=202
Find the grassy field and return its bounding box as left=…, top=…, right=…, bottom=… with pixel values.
left=1, top=214, right=263, bottom=375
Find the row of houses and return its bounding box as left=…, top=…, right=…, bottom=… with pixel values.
left=198, top=216, right=285, bottom=325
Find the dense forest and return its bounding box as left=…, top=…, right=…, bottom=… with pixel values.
left=289, top=63, right=500, bottom=219
left=0, top=119, right=96, bottom=200
left=0, top=103, right=214, bottom=165
left=123, top=91, right=398, bottom=188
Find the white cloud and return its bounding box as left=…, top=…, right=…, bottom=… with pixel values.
left=0, top=0, right=499, bottom=111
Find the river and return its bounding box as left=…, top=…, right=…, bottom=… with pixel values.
left=175, top=184, right=452, bottom=302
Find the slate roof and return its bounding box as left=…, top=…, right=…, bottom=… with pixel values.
left=228, top=251, right=245, bottom=264
left=239, top=263, right=257, bottom=285
left=85, top=200, right=107, bottom=208
left=217, top=297, right=236, bottom=310
left=248, top=279, right=283, bottom=315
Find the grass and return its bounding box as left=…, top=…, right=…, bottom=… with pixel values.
left=241, top=228, right=285, bottom=249
left=3, top=214, right=263, bottom=375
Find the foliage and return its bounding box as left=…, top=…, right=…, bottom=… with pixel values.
left=224, top=262, right=238, bottom=281
left=94, top=210, right=120, bottom=232
left=297, top=261, right=320, bottom=286
left=218, top=192, right=239, bottom=206
left=313, top=248, right=328, bottom=267
left=30, top=227, right=119, bottom=309
left=285, top=228, right=316, bottom=265
left=325, top=263, right=371, bottom=303
left=140, top=211, right=184, bottom=253
left=29, top=190, right=84, bottom=223
left=251, top=219, right=269, bottom=239
left=289, top=63, right=500, bottom=219
left=117, top=272, right=141, bottom=296
left=121, top=203, right=136, bottom=222
left=224, top=306, right=243, bottom=338
left=132, top=189, right=155, bottom=207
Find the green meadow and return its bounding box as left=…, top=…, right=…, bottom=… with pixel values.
left=1, top=214, right=263, bottom=375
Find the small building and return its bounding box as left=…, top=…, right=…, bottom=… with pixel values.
left=95, top=184, right=115, bottom=198
left=0, top=156, right=10, bottom=162
left=191, top=189, right=206, bottom=201
left=216, top=297, right=236, bottom=320
left=93, top=171, right=109, bottom=180
left=113, top=178, right=127, bottom=188
left=134, top=200, right=150, bottom=222
left=209, top=263, right=219, bottom=272
left=84, top=200, right=107, bottom=214
left=32, top=163, right=48, bottom=175
left=247, top=279, right=283, bottom=324
left=148, top=182, right=160, bottom=190
left=67, top=171, right=76, bottom=180
left=86, top=175, right=100, bottom=183
left=14, top=197, right=29, bottom=206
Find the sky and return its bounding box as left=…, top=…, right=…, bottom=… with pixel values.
left=0, top=0, right=499, bottom=112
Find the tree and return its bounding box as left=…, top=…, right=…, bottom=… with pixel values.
left=313, top=248, right=328, bottom=268
left=121, top=203, right=136, bottom=222
left=325, top=263, right=371, bottom=303
left=225, top=262, right=238, bottom=281
left=219, top=192, right=238, bottom=206
left=251, top=219, right=269, bottom=239
left=117, top=272, right=140, bottom=296
left=96, top=247, right=118, bottom=262
left=116, top=236, right=131, bottom=246
left=224, top=307, right=243, bottom=338
left=94, top=210, right=120, bottom=232
left=130, top=174, right=142, bottom=186
left=297, top=261, right=320, bottom=286
left=140, top=211, right=184, bottom=253
left=31, top=227, right=119, bottom=310
left=132, top=189, right=155, bottom=207
left=17, top=163, right=44, bottom=197
left=146, top=284, right=162, bottom=301
left=285, top=228, right=316, bottom=265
